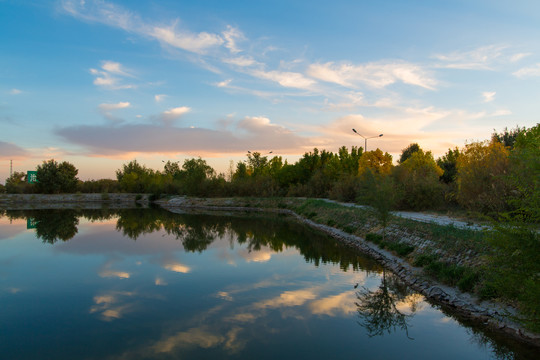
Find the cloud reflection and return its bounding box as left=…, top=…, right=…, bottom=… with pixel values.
left=151, top=326, right=246, bottom=354
left=90, top=291, right=135, bottom=321
left=163, top=261, right=191, bottom=273
left=99, top=269, right=131, bottom=279
left=256, top=289, right=318, bottom=308
left=310, top=291, right=357, bottom=316
left=155, top=277, right=167, bottom=286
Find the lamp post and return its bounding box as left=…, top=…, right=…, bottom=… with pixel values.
left=352, top=129, right=383, bottom=152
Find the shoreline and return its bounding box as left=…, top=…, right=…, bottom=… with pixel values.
left=157, top=196, right=540, bottom=349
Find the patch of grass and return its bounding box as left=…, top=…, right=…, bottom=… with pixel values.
left=326, top=219, right=336, bottom=227
left=413, top=254, right=438, bottom=267
left=393, top=217, right=487, bottom=255
left=387, top=242, right=415, bottom=256
left=413, top=253, right=479, bottom=291
left=366, top=233, right=414, bottom=256
left=365, top=233, right=383, bottom=244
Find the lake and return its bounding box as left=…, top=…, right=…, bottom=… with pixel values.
left=0, top=208, right=535, bottom=359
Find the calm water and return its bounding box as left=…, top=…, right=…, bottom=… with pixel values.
left=0, top=208, right=536, bottom=359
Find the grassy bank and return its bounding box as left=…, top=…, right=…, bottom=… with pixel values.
left=162, top=196, right=539, bottom=333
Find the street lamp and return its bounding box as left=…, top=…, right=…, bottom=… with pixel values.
left=352, top=129, right=383, bottom=152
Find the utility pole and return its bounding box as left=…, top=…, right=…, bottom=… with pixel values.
left=10, top=160, right=13, bottom=178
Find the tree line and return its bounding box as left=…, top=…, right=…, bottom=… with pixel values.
left=2, top=124, right=538, bottom=220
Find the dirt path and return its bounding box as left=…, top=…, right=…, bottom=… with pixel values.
left=320, top=199, right=488, bottom=230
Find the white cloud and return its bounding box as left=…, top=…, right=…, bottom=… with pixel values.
left=513, top=63, right=540, bottom=78
left=223, top=56, right=257, bottom=67
left=9, top=88, right=22, bottom=95
left=150, top=25, right=224, bottom=54
left=509, top=53, right=531, bottom=62
left=101, top=61, right=133, bottom=77
left=432, top=44, right=527, bottom=70
left=215, top=79, right=233, bottom=88
left=222, top=25, right=245, bottom=54
left=98, top=102, right=131, bottom=111
left=159, top=106, right=191, bottom=125
left=251, top=69, right=316, bottom=89
left=90, top=61, right=135, bottom=90
left=62, top=1, right=224, bottom=55
left=154, top=94, right=167, bottom=102
left=490, top=109, right=512, bottom=117
left=307, top=61, right=436, bottom=90
left=482, top=91, right=496, bottom=103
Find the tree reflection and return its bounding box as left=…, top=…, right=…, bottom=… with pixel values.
left=6, top=209, right=115, bottom=243
left=355, top=269, right=419, bottom=339
left=3, top=208, right=382, bottom=273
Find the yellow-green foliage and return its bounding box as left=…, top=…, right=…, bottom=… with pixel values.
left=506, top=124, right=540, bottom=222
left=400, top=150, right=443, bottom=177
left=457, top=140, right=510, bottom=214
left=358, top=149, right=393, bottom=176
left=394, top=149, right=444, bottom=210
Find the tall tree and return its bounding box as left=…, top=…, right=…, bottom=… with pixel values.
left=398, top=143, right=421, bottom=164
left=358, top=149, right=393, bottom=176
left=437, top=148, right=460, bottom=184
left=456, top=140, right=510, bottom=214
left=36, top=159, right=79, bottom=194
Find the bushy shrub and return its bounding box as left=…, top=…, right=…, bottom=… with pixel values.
left=393, top=149, right=444, bottom=210
left=456, top=140, right=510, bottom=214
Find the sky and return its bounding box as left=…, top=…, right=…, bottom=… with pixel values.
left=1, top=0, right=539, bottom=182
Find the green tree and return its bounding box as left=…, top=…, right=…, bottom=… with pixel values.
left=163, top=161, right=181, bottom=178
left=505, top=124, right=539, bottom=222
left=116, top=160, right=156, bottom=193
left=36, top=159, right=79, bottom=194
left=437, top=147, right=460, bottom=184
left=394, top=149, right=444, bottom=210
left=358, top=149, right=393, bottom=176
left=456, top=140, right=510, bottom=214
left=398, top=143, right=421, bottom=164
left=5, top=171, right=32, bottom=194
left=492, top=126, right=525, bottom=149
left=338, top=146, right=363, bottom=174
left=246, top=152, right=270, bottom=177
left=179, top=158, right=216, bottom=195
left=368, top=175, right=400, bottom=239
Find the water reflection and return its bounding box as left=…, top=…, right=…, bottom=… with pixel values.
left=1, top=208, right=535, bottom=360
left=355, top=269, right=420, bottom=339
left=4, top=208, right=380, bottom=273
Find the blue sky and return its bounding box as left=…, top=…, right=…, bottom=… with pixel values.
left=1, top=0, right=539, bottom=181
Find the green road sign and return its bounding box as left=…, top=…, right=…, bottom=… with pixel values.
left=27, top=171, right=37, bottom=184
left=27, top=217, right=38, bottom=229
